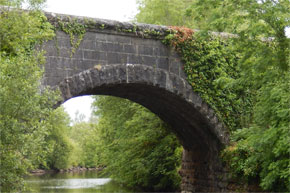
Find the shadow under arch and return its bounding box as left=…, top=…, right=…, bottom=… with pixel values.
left=55, top=63, right=230, bottom=192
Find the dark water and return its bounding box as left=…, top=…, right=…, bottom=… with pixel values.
left=25, top=171, right=133, bottom=193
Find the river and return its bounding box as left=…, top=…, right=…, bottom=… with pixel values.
left=25, top=170, right=133, bottom=192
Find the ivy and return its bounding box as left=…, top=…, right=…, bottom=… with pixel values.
left=164, top=27, right=251, bottom=131
left=57, top=17, right=87, bottom=57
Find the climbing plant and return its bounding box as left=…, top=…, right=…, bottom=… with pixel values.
left=56, top=17, right=87, bottom=56
left=163, top=27, right=251, bottom=130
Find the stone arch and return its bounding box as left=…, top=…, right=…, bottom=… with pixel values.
left=43, top=12, right=232, bottom=192
left=56, top=63, right=230, bottom=192
left=57, top=63, right=228, bottom=148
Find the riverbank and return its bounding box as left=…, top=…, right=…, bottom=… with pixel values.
left=30, top=166, right=104, bottom=175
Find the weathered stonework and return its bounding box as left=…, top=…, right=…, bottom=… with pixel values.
left=42, top=12, right=232, bottom=192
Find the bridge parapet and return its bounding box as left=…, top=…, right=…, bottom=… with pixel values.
left=45, top=12, right=171, bottom=38
left=43, top=12, right=184, bottom=88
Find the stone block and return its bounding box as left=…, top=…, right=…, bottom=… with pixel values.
left=83, top=32, right=96, bottom=40
left=55, top=68, right=66, bottom=78
left=57, top=38, right=71, bottom=48
left=95, top=33, right=107, bottom=41
left=106, top=42, right=124, bottom=52
left=138, top=45, right=153, bottom=56
left=107, top=53, right=128, bottom=64
left=79, top=40, right=96, bottom=50
left=106, top=34, right=131, bottom=44
left=127, top=54, right=141, bottom=64
left=71, top=59, right=83, bottom=71
left=72, top=49, right=83, bottom=59
left=107, top=52, right=119, bottom=64
left=123, top=44, right=136, bottom=54
left=157, top=57, right=169, bottom=71
left=170, top=73, right=185, bottom=95
left=58, top=81, right=71, bottom=100
left=66, top=77, right=78, bottom=97
left=141, top=56, right=156, bottom=67
left=46, top=56, right=58, bottom=66
left=200, top=101, right=209, bottom=116
left=72, top=73, right=86, bottom=94
left=62, top=58, right=74, bottom=67
left=114, top=64, right=127, bottom=83
left=98, top=65, right=116, bottom=85
left=82, top=60, right=96, bottom=70
left=59, top=48, right=72, bottom=58
left=127, top=64, right=154, bottom=84
left=154, top=69, right=167, bottom=89
left=95, top=42, right=108, bottom=51
left=83, top=50, right=106, bottom=61
left=90, top=68, right=101, bottom=87
left=132, top=38, right=157, bottom=47
left=169, top=58, right=180, bottom=76
left=190, top=92, right=202, bottom=110
left=154, top=46, right=169, bottom=57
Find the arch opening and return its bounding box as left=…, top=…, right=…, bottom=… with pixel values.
left=54, top=63, right=231, bottom=192
left=52, top=63, right=231, bottom=192
left=56, top=64, right=227, bottom=151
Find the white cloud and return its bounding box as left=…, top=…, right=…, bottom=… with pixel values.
left=62, top=96, right=95, bottom=122
left=44, top=0, right=138, bottom=21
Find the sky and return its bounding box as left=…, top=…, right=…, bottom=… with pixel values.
left=44, top=0, right=139, bottom=122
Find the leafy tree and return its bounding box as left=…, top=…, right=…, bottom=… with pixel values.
left=92, top=96, right=181, bottom=191
left=223, top=74, right=290, bottom=191
left=42, top=107, right=77, bottom=170
left=135, top=0, right=193, bottom=27
left=0, top=1, right=57, bottom=191
left=69, top=121, right=101, bottom=168
left=182, top=0, right=290, bottom=191
left=137, top=0, right=290, bottom=191
left=186, top=0, right=290, bottom=190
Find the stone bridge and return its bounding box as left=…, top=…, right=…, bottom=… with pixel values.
left=42, top=12, right=230, bottom=192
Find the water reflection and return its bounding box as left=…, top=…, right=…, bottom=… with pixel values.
left=27, top=178, right=111, bottom=189
left=25, top=171, right=132, bottom=193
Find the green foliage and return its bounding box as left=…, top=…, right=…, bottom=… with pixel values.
left=137, top=0, right=290, bottom=191
left=184, top=0, right=290, bottom=191
left=0, top=8, right=54, bottom=55
left=223, top=72, right=290, bottom=191
left=92, top=96, right=181, bottom=191
left=56, top=17, right=86, bottom=56
left=0, top=2, right=57, bottom=192
left=135, top=0, right=194, bottom=27
left=0, top=0, right=46, bottom=9
left=69, top=121, right=101, bottom=168
left=42, top=107, right=76, bottom=170
left=164, top=30, right=248, bottom=130
left=186, top=0, right=290, bottom=71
